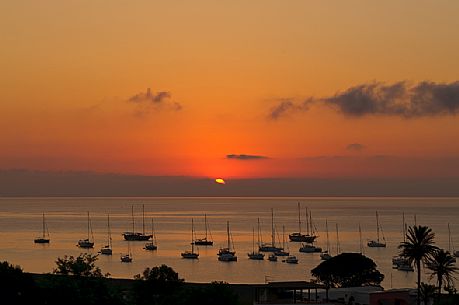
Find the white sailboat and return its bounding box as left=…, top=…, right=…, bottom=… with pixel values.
left=144, top=218, right=158, bottom=251
left=367, top=211, right=386, bottom=247
left=218, top=221, right=237, bottom=261
left=77, top=211, right=94, bottom=248
left=181, top=219, right=199, bottom=259
left=100, top=214, right=113, bottom=255
left=34, top=212, right=50, bottom=244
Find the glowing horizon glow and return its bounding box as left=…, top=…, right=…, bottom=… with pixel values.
left=215, top=178, right=226, bottom=185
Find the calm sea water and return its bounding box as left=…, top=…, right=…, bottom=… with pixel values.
left=0, top=197, right=458, bottom=288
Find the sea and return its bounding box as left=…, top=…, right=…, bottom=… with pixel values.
left=0, top=197, right=458, bottom=289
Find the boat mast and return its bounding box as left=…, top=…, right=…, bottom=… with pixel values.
left=191, top=219, right=195, bottom=253
left=297, top=202, right=301, bottom=234
left=131, top=205, right=135, bottom=233
left=325, top=219, right=329, bottom=252
left=282, top=225, right=285, bottom=249
left=402, top=212, right=406, bottom=243
left=204, top=214, right=208, bottom=240
left=142, top=204, right=145, bottom=235
left=257, top=218, right=261, bottom=246
left=309, top=211, right=313, bottom=236
left=87, top=211, right=90, bottom=240
left=336, top=223, right=340, bottom=254
left=42, top=213, right=46, bottom=238
left=305, top=207, right=309, bottom=235
left=252, top=227, right=255, bottom=253
left=271, top=208, right=275, bottom=247
left=107, top=214, right=111, bottom=247
left=448, top=223, right=452, bottom=252
left=359, top=223, right=363, bottom=254
left=227, top=221, right=230, bottom=250
left=376, top=211, right=380, bottom=243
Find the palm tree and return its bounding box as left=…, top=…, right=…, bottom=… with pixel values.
left=419, top=282, right=436, bottom=305
left=427, top=249, right=458, bottom=298
left=399, top=225, right=438, bottom=305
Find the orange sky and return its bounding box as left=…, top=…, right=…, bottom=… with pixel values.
left=1, top=1, right=459, bottom=179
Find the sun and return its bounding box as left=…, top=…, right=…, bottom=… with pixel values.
left=215, top=178, right=225, bottom=185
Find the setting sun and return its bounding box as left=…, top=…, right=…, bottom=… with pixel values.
left=215, top=178, right=225, bottom=185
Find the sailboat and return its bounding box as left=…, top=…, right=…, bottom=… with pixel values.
left=259, top=209, right=283, bottom=252
left=367, top=211, right=386, bottom=247
left=393, top=212, right=410, bottom=268
left=194, top=214, right=213, bottom=246
left=120, top=241, right=133, bottom=262
left=320, top=220, right=332, bottom=260
left=34, top=213, right=50, bottom=244
left=181, top=219, right=199, bottom=259
left=77, top=211, right=94, bottom=248
left=122, top=204, right=152, bottom=241
left=299, top=210, right=322, bottom=253
left=289, top=203, right=317, bottom=243
left=282, top=255, right=299, bottom=264
left=100, top=214, right=113, bottom=255
left=248, top=226, right=265, bottom=260
left=218, top=221, right=237, bottom=261
left=144, top=218, right=158, bottom=251
left=274, top=225, right=289, bottom=256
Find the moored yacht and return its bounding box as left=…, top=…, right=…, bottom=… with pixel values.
left=144, top=218, right=158, bottom=251
left=122, top=205, right=152, bottom=241
left=181, top=219, right=199, bottom=259
left=34, top=213, right=50, bottom=244
left=193, top=214, right=213, bottom=246
left=218, top=221, right=237, bottom=262
left=259, top=209, right=283, bottom=252
left=77, top=212, right=94, bottom=249
left=289, top=203, right=317, bottom=243
left=367, top=211, right=386, bottom=248
left=100, top=214, right=112, bottom=255
left=248, top=226, right=265, bottom=260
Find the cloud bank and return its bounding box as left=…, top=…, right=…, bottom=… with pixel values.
left=226, top=154, right=268, bottom=160
left=269, top=81, right=459, bottom=119
left=347, top=143, right=365, bottom=151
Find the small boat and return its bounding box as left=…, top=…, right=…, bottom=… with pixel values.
left=34, top=213, right=50, bottom=244
left=274, top=225, right=289, bottom=256
left=289, top=203, right=317, bottom=243
left=100, top=214, right=113, bottom=255
left=144, top=218, right=158, bottom=251
left=122, top=205, right=152, bottom=241
left=120, top=240, right=133, bottom=262
left=299, top=243, right=322, bottom=253
left=77, top=212, right=94, bottom=249
left=320, top=251, right=332, bottom=260
left=248, top=226, right=265, bottom=260
left=392, top=255, right=408, bottom=266
left=283, top=255, right=299, bottom=264
left=120, top=254, right=132, bottom=263
left=259, top=209, right=283, bottom=252
left=367, top=211, right=386, bottom=248
left=268, top=254, right=278, bottom=262
left=218, top=221, right=237, bottom=262
left=181, top=219, right=199, bottom=259
left=193, top=214, right=213, bottom=246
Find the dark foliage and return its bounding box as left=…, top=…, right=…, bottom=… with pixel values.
left=177, top=281, right=239, bottom=305
left=54, top=253, right=105, bottom=277
left=0, top=261, right=39, bottom=305
left=311, top=253, right=384, bottom=288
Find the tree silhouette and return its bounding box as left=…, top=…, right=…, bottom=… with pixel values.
left=54, top=253, right=105, bottom=277
left=427, top=249, right=458, bottom=298
left=399, top=225, right=438, bottom=305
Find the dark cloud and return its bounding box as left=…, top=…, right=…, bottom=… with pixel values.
left=127, top=88, right=182, bottom=116
left=347, top=143, right=365, bottom=151
left=226, top=154, right=268, bottom=160
left=269, top=81, right=459, bottom=119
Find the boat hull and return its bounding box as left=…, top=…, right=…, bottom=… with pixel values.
left=122, top=232, right=152, bottom=241
left=144, top=243, right=158, bottom=251
left=289, top=233, right=317, bottom=243
left=34, top=238, right=50, bottom=244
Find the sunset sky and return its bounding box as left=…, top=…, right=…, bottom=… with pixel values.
left=2, top=1, right=459, bottom=180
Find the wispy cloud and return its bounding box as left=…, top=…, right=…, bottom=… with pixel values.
left=347, top=143, right=365, bottom=152
left=127, top=87, right=182, bottom=116
left=226, top=154, right=268, bottom=160
left=268, top=81, right=459, bottom=119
